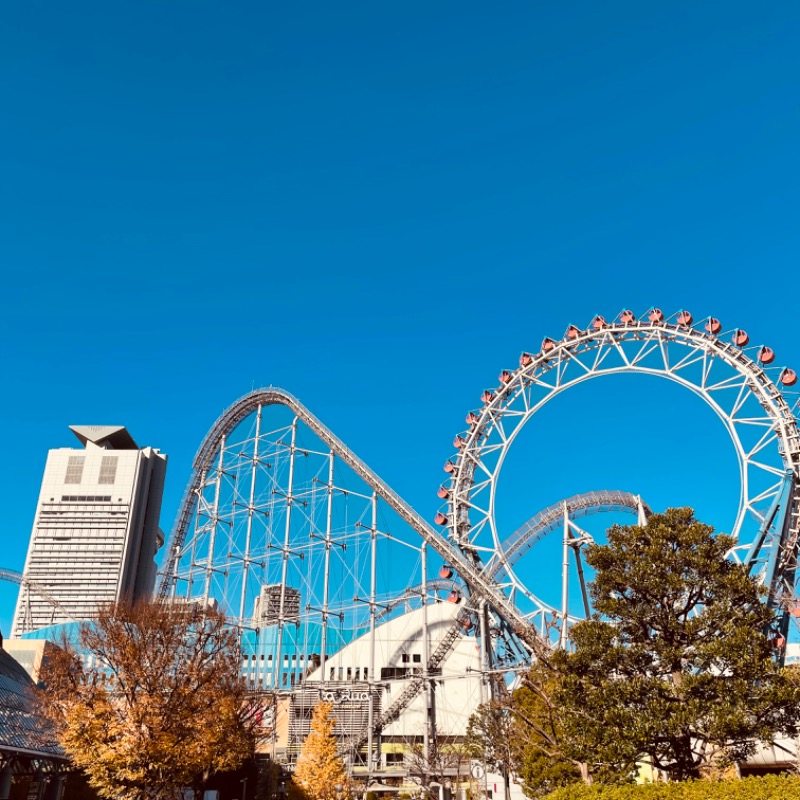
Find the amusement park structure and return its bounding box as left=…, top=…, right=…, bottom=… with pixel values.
left=5, top=307, right=799, bottom=782
left=436, top=307, right=800, bottom=653
left=145, top=307, right=800, bottom=776
left=0, top=568, right=77, bottom=629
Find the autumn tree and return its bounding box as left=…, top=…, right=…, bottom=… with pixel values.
left=294, top=701, right=349, bottom=800
left=550, top=508, right=800, bottom=781
left=37, top=600, right=258, bottom=800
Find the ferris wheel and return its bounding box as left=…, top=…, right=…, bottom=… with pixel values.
left=435, top=308, right=800, bottom=655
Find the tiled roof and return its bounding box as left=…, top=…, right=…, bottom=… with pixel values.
left=0, top=649, right=65, bottom=759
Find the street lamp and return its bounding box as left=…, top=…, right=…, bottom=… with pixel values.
left=335, top=782, right=343, bottom=800
left=240, top=778, right=248, bottom=800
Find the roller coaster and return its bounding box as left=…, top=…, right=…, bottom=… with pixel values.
left=5, top=307, right=799, bottom=773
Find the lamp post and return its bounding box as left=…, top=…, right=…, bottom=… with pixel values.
left=335, top=783, right=343, bottom=800
left=240, top=778, right=248, bottom=800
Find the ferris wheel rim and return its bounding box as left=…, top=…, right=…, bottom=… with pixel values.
left=480, top=364, right=752, bottom=555
left=440, top=310, right=800, bottom=626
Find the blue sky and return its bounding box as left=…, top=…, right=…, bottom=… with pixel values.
left=2, top=2, right=800, bottom=635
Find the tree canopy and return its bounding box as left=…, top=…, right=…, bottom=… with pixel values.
left=38, top=600, right=258, bottom=800
left=293, top=701, right=349, bottom=800
left=548, top=507, right=800, bottom=781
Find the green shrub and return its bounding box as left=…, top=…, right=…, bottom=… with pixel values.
left=542, top=774, right=800, bottom=800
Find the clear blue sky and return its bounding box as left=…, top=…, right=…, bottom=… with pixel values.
left=2, top=2, right=800, bottom=634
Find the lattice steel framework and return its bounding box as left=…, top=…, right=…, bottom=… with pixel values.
left=158, top=389, right=542, bottom=652
left=437, top=308, right=800, bottom=655
left=156, top=389, right=528, bottom=764
left=150, top=308, right=800, bottom=764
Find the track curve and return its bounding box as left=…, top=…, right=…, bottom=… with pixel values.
left=158, top=387, right=549, bottom=654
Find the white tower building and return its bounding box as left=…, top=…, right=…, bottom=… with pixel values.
left=12, top=426, right=167, bottom=636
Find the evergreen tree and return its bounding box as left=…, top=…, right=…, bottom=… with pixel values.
left=551, top=508, right=800, bottom=781
left=294, top=701, right=349, bottom=800
left=507, top=663, right=590, bottom=796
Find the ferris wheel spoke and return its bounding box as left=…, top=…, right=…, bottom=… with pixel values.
left=734, top=417, right=776, bottom=428
left=591, top=337, right=616, bottom=372
left=441, top=309, right=800, bottom=660
left=475, top=441, right=506, bottom=461
left=747, top=460, right=788, bottom=478
left=666, top=345, right=706, bottom=375
left=705, top=373, right=749, bottom=395
left=745, top=429, right=780, bottom=459
left=565, top=348, right=595, bottom=376
left=746, top=481, right=785, bottom=510
left=628, top=336, right=662, bottom=367
left=461, top=497, right=491, bottom=517
left=606, top=333, right=634, bottom=368
left=499, top=405, right=527, bottom=420
left=528, top=371, right=559, bottom=391
left=700, top=347, right=720, bottom=389
left=470, top=475, right=494, bottom=495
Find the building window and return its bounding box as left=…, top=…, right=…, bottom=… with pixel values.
left=413, top=654, right=421, bottom=663
left=386, top=753, right=404, bottom=764
left=98, top=456, right=118, bottom=484
left=401, top=653, right=410, bottom=663
left=64, top=457, right=85, bottom=485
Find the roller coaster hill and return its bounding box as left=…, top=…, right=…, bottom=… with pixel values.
left=8, top=307, right=800, bottom=782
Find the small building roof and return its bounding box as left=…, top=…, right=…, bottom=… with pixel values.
left=69, top=425, right=139, bottom=450
left=0, top=647, right=65, bottom=760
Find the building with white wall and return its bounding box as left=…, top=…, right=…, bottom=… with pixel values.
left=272, top=600, right=484, bottom=779
left=12, top=426, right=166, bottom=636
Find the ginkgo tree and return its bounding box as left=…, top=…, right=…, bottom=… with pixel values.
left=294, top=701, right=349, bottom=800
left=37, top=600, right=259, bottom=800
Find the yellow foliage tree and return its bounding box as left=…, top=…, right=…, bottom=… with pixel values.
left=294, top=701, right=349, bottom=800
left=37, top=601, right=260, bottom=800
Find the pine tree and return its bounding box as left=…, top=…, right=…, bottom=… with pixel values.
left=551, top=508, right=800, bottom=781
left=294, top=701, right=349, bottom=800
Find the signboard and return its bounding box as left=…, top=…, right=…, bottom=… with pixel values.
left=318, top=688, right=370, bottom=704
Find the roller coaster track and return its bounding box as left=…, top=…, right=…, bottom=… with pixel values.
left=492, top=490, right=650, bottom=577
left=157, top=388, right=549, bottom=656
left=346, top=489, right=649, bottom=753
left=0, top=567, right=77, bottom=628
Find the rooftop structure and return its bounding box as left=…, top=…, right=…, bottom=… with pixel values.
left=12, top=426, right=167, bottom=636
left=0, top=630, right=66, bottom=784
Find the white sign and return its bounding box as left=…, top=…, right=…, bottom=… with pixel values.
left=319, top=689, right=370, bottom=704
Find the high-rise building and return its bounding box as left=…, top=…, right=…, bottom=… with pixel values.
left=12, top=426, right=167, bottom=637
left=254, top=584, right=301, bottom=627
